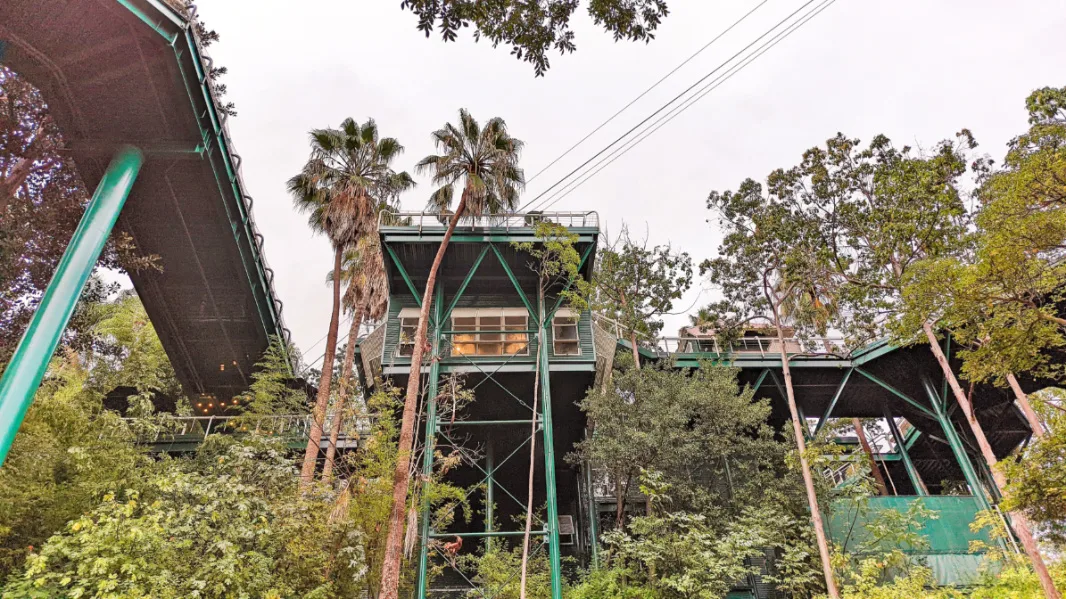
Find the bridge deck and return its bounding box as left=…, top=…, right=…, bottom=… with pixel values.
left=1, top=0, right=288, bottom=400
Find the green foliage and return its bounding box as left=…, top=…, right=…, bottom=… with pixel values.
left=565, top=567, right=659, bottom=599
left=594, top=228, right=692, bottom=342
left=398, top=0, right=670, bottom=76
left=512, top=221, right=592, bottom=315
left=458, top=544, right=553, bottom=599
left=901, top=86, right=1066, bottom=384
left=2, top=437, right=367, bottom=598
left=233, top=335, right=305, bottom=423
left=1000, top=391, right=1066, bottom=548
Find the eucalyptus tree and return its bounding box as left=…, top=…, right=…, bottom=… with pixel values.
left=593, top=227, right=692, bottom=368
left=288, top=118, right=414, bottom=488
left=786, top=131, right=1061, bottom=599
left=379, top=109, right=524, bottom=599
left=701, top=177, right=841, bottom=598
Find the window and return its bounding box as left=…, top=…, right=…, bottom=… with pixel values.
left=451, top=309, right=529, bottom=356
left=397, top=312, right=420, bottom=357
left=553, top=310, right=581, bottom=356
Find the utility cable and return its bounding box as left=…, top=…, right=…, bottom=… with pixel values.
left=532, top=0, right=837, bottom=213
left=524, top=0, right=771, bottom=185
left=518, top=0, right=821, bottom=213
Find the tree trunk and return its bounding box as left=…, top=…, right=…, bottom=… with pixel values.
left=1007, top=373, right=1045, bottom=439
left=774, top=311, right=840, bottom=599
left=300, top=245, right=344, bottom=488
left=323, top=305, right=364, bottom=482
left=519, top=288, right=544, bottom=599
left=379, top=196, right=468, bottom=599
left=615, top=474, right=626, bottom=529
left=852, top=418, right=888, bottom=496
left=619, top=291, right=641, bottom=369
left=923, top=323, right=1061, bottom=599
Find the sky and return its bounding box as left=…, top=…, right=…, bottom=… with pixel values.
left=194, top=0, right=1066, bottom=364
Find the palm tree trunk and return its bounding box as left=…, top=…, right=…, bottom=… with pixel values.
left=1006, top=373, right=1045, bottom=439
left=852, top=418, right=888, bottom=496
left=300, top=245, right=345, bottom=488
left=773, top=306, right=840, bottom=599
left=519, top=286, right=544, bottom=599
left=323, top=304, right=364, bottom=482
left=922, top=323, right=1061, bottom=599
left=379, top=196, right=468, bottom=599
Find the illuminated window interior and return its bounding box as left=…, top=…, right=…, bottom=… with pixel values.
left=450, top=308, right=529, bottom=356
left=553, top=310, right=581, bottom=356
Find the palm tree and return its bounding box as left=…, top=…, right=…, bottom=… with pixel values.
left=288, top=117, right=413, bottom=489
left=379, top=109, right=524, bottom=599
left=321, top=236, right=390, bottom=481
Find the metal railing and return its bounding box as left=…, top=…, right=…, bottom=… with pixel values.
left=379, top=211, right=599, bottom=230
left=124, top=413, right=373, bottom=445
left=656, top=336, right=847, bottom=358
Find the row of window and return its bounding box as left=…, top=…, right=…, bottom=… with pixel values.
left=396, top=308, right=581, bottom=357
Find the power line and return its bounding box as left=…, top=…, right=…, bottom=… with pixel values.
left=519, top=0, right=823, bottom=214
left=524, top=0, right=771, bottom=186
left=532, top=0, right=837, bottom=213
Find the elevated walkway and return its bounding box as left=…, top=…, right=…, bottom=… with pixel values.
left=1, top=0, right=289, bottom=401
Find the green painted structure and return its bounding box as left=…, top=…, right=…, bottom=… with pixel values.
left=1, top=0, right=291, bottom=408
left=0, top=148, right=143, bottom=463
left=357, top=212, right=601, bottom=598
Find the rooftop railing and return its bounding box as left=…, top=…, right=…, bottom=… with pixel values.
left=123, top=413, right=374, bottom=445
left=379, top=211, right=599, bottom=231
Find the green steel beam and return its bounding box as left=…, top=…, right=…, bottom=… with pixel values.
left=766, top=370, right=811, bottom=440
left=882, top=405, right=927, bottom=496
left=416, top=285, right=443, bottom=599
left=429, top=530, right=547, bottom=539
left=445, top=419, right=541, bottom=427
left=814, top=368, right=854, bottom=436
left=854, top=368, right=936, bottom=419
left=384, top=234, right=597, bottom=244
left=538, top=295, right=564, bottom=599
left=750, top=369, right=770, bottom=394
left=490, top=244, right=537, bottom=324
left=443, top=245, right=491, bottom=322
left=922, top=377, right=992, bottom=512
left=385, top=245, right=422, bottom=308
left=0, top=147, right=143, bottom=465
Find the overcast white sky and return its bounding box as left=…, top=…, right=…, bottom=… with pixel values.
left=194, top=0, right=1066, bottom=362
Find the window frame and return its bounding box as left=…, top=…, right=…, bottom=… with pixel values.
left=396, top=309, right=422, bottom=357
left=552, top=309, right=582, bottom=356
left=450, top=308, right=530, bottom=357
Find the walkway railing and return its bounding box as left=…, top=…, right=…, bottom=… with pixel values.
left=124, top=413, right=374, bottom=445
left=380, top=211, right=599, bottom=230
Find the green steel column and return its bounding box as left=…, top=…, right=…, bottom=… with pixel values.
left=416, top=285, right=444, bottom=599
left=0, top=147, right=143, bottom=465
left=585, top=459, right=600, bottom=569
left=538, top=297, right=564, bottom=599
left=882, top=405, right=927, bottom=496
left=923, top=378, right=991, bottom=512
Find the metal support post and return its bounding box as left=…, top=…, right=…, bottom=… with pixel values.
left=922, top=378, right=992, bottom=512
left=416, top=286, right=443, bottom=599
left=814, top=368, right=853, bottom=436
left=538, top=295, right=564, bottom=599
left=0, top=147, right=143, bottom=465
left=584, top=462, right=600, bottom=569
left=882, top=405, right=927, bottom=496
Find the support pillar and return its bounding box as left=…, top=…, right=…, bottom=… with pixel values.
left=416, top=285, right=443, bottom=599
left=882, top=406, right=928, bottom=496
left=538, top=296, right=564, bottom=599
left=0, top=147, right=143, bottom=464
left=922, top=378, right=992, bottom=512
left=485, top=440, right=495, bottom=549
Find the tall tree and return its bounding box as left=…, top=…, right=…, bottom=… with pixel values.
left=379, top=109, right=524, bottom=599
left=288, top=117, right=413, bottom=488
left=593, top=227, right=692, bottom=369
left=787, top=130, right=1062, bottom=599
left=398, top=0, right=671, bottom=76
left=322, top=236, right=390, bottom=481
left=701, top=179, right=841, bottom=598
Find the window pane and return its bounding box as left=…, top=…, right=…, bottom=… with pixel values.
left=454, top=317, right=476, bottom=329
left=453, top=343, right=476, bottom=356
left=480, top=332, right=502, bottom=342
left=555, top=341, right=579, bottom=355
left=554, top=324, right=578, bottom=340
left=480, top=316, right=502, bottom=330
left=505, top=316, right=526, bottom=327
left=505, top=341, right=529, bottom=355
left=476, top=342, right=502, bottom=356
